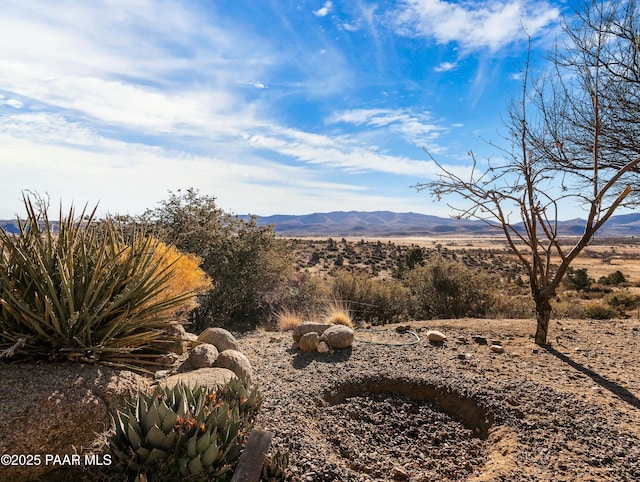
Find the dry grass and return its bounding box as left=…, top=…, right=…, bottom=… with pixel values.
left=324, top=301, right=354, bottom=328
left=277, top=309, right=304, bottom=331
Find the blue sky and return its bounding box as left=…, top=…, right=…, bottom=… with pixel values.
left=0, top=0, right=566, bottom=219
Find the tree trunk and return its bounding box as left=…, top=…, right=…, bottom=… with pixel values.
left=534, top=296, right=552, bottom=345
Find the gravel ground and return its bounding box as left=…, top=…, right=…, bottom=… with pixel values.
left=236, top=318, right=640, bottom=481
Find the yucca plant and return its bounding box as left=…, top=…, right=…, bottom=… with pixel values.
left=0, top=195, right=204, bottom=370
left=109, top=379, right=261, bottom=481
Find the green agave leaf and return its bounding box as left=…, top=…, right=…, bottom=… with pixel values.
left=187, top=455, right=204, bottom=475
left=200, top=433, right=220, bottom=467
left=160, top=403, right=179, bottom=433
left=134, top=445, right=150, bottom=461
left=186, top=434, right=198, bottom=460
left=159, top=430, right=177, bottom=451
left=145, top=447, right=168, bottom=465
left=142, top=402, right=160, bottom=434
left=145, top=425, right=166, bottom=448
left=127, top=422, right=143, bottom=451
left=195, top=430, right=211, bottom=454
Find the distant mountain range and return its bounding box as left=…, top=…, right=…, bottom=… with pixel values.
left=3, top=211, right=640, bottom=237
left=245, top=210, right=640, bottom=237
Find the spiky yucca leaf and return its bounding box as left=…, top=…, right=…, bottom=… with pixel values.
left=0, top=195, right=204, bottom=370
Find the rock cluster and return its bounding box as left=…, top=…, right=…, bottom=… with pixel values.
left=292, top=322, right=355, bottom=353
left=160, top=326, right=254, bottom=386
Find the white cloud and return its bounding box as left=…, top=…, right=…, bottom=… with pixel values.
left=434, top=61, right=457, bottom=72
left=4, top=98, right=23, bottom=108
left=313, top=1, right=333, bottom=17
left=328, top=108, right=447, bottom=147
left=393, top=0, right=560, bottom=51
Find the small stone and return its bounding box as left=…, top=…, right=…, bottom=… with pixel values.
left=317, top=341, right=330, bottom=353
left=490, top=344, right=505, bottom=354
left=427, top=330, right=447, bottom=342
left=472, top=335, right=488, bottom=345
left=391, top=466, right=409, bottom=480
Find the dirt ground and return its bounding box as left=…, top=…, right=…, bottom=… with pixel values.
left=238, top=316, right=640, bottom=481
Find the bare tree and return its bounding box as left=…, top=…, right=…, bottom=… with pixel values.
left=416, top=0, right=640, bottom=344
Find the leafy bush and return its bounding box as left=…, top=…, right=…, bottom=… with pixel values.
left=582, top=302, right=619, bottom=320
left=607, top=292, right=640, bottom=311
left=598, top=270, right=627, bottom=286
left=279, top=271, right=329, bottom=321
left=142, top=189, right=294, bottom=331
left=0, top=196, right=203, bottom=370
left=403, top=257, right=496, bottom=319
left=109, top=378, right=261, bottom=481
left=331, top=270, right=410, bottom=325
left=488, top=295, right=535, bottom=319
left=562, top=267, right=593, bottom=291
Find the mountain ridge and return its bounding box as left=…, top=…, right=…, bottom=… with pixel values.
left=2, top=210, right=639, bottom=237
left=245, top=210, right=640, bottom=237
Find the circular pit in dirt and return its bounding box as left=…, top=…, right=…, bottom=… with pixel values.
left=320, top=376, right=495, bottom=481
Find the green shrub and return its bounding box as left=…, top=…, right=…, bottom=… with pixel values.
left=562, top=267, right=593, bottom=291
left=142, top=189, right=294, bottom=331
left=607, top=292, right=640, bottom=311
left=331, top=270, right=410, bottom=325
left=598, top=270, right=627, bottom=286
left=403, top=257, right=497, bottom=319
left=488, top=295, right=535, bottom=319
left=582, top=302, right=619, bottom=320
left=109, top=378, right=261, bottom=481
left=0, top=196, right=197, bottom=370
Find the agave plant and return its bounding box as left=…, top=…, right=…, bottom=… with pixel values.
left=0, top=194, right=201, bottom=370
left=109, top=379, right=261, bottom=481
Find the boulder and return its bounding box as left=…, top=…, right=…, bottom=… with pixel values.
left=490, top=344, right=505, bottom=354
left=187, top=343, right=219, bottom=369
left=160, top=367, right=237, bottom=390
left=0, top=362, right=147, bottom=482
left=216, top=350, right=254, bottom=385
left=292, top=322, right=333, bottom=342
left=426, top=330, right=447, bottom=342
left=184, top=332, right=198, bottom=343
left=197, top=327, right=239, bottom=352
left=151, top=323, right=188, bottom=355
left=321, top=324, right=355, bottom=349
left=299, top=332, right=320, bottom=352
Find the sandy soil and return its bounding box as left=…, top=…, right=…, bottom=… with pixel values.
left=236, top=317, right=640, bottom=481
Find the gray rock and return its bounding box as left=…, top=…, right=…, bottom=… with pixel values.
left=160, top=367, right=237, bottom=390
left=187, top=343, right=219, bottom=369
left=151, top=323, right=188, bottom=355
left=321, top=324, right=355, bottom=349
left=0, top=363, right=147, bottom=482
left=197, top=327, right=239, bottom=352
left=317, top=341, right=331, bottom=353
left=427, top=330, right=447, bottom=342
left=292, top=322, right=333, bottom=342
left=216, top=349, right=254, bottom=384
left=300, top=332, right=320, bottom=352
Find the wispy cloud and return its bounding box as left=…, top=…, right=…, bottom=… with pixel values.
left=328, top=108, right=448, bottom=150
left=434, top=61, right=457, bottom=72
left=313, top=1, right=334, bottom=17
left=393, top=0, right=560, bottom=51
